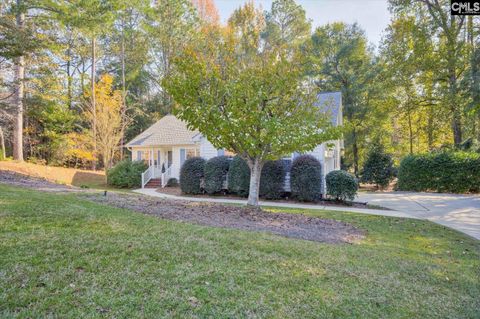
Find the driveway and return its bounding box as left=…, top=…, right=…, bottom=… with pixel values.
left=134, top=189, right=480, bottom=240
left=356, top=192, right=480, bottom=240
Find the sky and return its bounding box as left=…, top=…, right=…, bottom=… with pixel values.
left=215, top=0, right=392, bottom=48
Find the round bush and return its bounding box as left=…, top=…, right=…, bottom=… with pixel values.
left=326, top=170, right=358, bottom=201
left=397, top=151, right=480, bottom=193
left=107, top=160, right=148, bottom=188
left=360, top=144, right=395, bottom=188
left=166, top=177, right=179, bottom=187
left=260, top=160, right=285, bottom=199
left=290, top=155, right=322, bottom=202
left=204, top=156, right=231, bottom=194
left=180, top=157, right=206, bottom=194
left=228, top=156, right=250, bottom=197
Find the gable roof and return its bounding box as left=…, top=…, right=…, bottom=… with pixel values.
left=316, top=92, right=342, bottom=126
left=126, top=115, right=199, bottom=147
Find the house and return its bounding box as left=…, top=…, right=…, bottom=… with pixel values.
left=125, top=92, right=343, bottom=193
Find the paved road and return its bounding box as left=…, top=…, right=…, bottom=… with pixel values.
left=134, top=189, right=480, bottom=240
left=357, top=192, right=480, bottom=240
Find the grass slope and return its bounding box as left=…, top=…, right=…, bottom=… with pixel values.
left=0, top=184, right=479, bottom=318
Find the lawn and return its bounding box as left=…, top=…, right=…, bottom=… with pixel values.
left=0, top=185, right=479, bottom=318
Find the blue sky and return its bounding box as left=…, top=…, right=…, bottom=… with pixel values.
left=215, top=0, right=391, bottom=47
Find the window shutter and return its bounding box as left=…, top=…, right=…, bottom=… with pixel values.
left=180, top=148, right=186, bottom=166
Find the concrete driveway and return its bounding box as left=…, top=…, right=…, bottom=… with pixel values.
left=357, top=192, right=480, bottom=240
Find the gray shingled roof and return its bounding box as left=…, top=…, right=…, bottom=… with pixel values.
left=316, top=92, right=342, bottom=126
left=126, top=115, right=199, bottom=147
left=127, top=92, right=342, bottom=147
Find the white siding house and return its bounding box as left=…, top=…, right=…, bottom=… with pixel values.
left=126, top=92, right=343, bottom=193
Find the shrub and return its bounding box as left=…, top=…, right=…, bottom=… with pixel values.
left=260, top=160, right=285, bottom=199
left=107, top=160, right=148, bottom=188
left=228, top=156, right=250, bottom=197
left=326, top=170, right=358, bottom=201
left=360, top=144, right=395, bottom=188
left=166, top=177, right=179, bottom=187
left=204, top=156, right=231, bottom=194
left=180, top=157, right=206, bottom=194
left=290, top=155, right=322, bottom=202
left=397, top=151, right=480, bottom=193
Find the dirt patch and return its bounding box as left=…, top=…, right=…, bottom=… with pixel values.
left=0, top=161, right=105, bottom=187
left=86, top=191, right=365, bottom=244
left=0, top=170, right=78, bottom=192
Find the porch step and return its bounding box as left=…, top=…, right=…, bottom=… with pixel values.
left=145, top=178, right=161, bottom=188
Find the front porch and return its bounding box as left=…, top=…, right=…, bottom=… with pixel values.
left=131, top=146, right=199, bottom=188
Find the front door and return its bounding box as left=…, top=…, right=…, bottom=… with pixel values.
left=167, top=151, right=173, bottom=168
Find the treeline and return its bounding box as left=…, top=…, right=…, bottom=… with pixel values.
left=0, top=0, right=479, bottom=173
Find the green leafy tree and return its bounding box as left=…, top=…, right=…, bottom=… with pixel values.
left=360, top=144, right=395, bottom=189
left=388, top=0, right=473, bottom=146
left=309, top=22, right=380, bottom=175
left=263, top=0, right=311, bottom=50
left=164, top=2, right=339, bottom=206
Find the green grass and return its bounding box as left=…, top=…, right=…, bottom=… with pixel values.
left=0, top=185, right=479, bottom=318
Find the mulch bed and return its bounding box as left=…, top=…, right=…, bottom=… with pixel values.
left=156, top=186, right=379, bottom=209
left=0, top=170, right=365, bottom=244
left=86, top=191, right=365, bottom=244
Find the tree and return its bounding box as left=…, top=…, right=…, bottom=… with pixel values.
left=190, top=0, right=219, bottom=25
left=60, top=0, right=116, bottom=169
left=309, top=22, right=379, bottom=175
left=360, top=144, right=395, bottom=189
left=12, top=0, right=25, bottom=161
left=84, top=74, right=127, bottom=170
left=164, top=2, right=339, bottom=206
left=389, top=0, right=471, bottom=146
left=381, top=14, right=447, bottom=155
left=263, top=0, right=311, bottom=49
left=144, top=0, right=198, bottom=114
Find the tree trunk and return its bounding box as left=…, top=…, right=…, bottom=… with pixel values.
left=247, top=157, right=263, bottom=206
left=446, top=28, right=462, bottom=145
left=120, top=17, right=126, bottom=160
left=91, top=36, right=97, bottom=170
left=66, top=31, right=73, bottom=109
left=352, top=128, right=359, bottom=177
left=407, top=110, right=413, bottom=154
left=0, top=126, right=6, bottom=159
left=13, top=0, right=24, bottom=161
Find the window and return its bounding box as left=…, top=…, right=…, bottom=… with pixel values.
left=186, top=148, right=197, bottom=159
left=185, top=148, right=200, bottom=159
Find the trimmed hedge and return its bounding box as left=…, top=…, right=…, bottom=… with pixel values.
left=360, top=144, right=396, bottom=188
left=107, top=160, right=148, bottom=188
left=290, top=155, right=322, bottom=202
left=180, top=157, right=206, bottom=194
left=397, top=151, right=480, bottom=193
left=204, top=156, right=231, bottom=194
left=326, top=170, right=358, bottom=201
left=260, top=160, right=285, bottom=199
left=228, top=156, right=250, bottom=197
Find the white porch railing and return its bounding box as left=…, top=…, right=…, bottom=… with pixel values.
left=161, top=166, right=172, bottom=187
left=141, top=165, right=155, bottom=188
